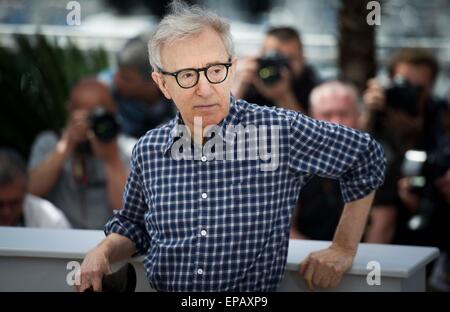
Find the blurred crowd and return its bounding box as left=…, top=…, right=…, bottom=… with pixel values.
left=0, top=25, right=449, bottom=290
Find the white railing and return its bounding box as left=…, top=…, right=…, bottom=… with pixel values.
left=0, top=226, right=439, bottom=292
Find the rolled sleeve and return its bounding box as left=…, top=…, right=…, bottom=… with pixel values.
left=288, top=112, right=386, bottom=203
left=104, top=143, right=150, bottom=255
left=338, top=136, right=386, bottom=202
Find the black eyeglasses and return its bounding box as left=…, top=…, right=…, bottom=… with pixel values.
left=158, top=58, right=232, bottom=89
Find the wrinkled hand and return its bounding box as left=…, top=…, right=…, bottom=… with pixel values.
left=75, top=248, right=112, bottom=292
left=299, top=245, right=355, bottom=291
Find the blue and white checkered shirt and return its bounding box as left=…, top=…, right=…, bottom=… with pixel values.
left=105, top=96, right=386, bottom=291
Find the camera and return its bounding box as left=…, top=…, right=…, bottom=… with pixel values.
left=401, top=146, right=450, bottom=231
left=385, top=76, right=422, bottom=117
left=257, top=51, right=290, bottom=85
left=89, top=107, right=120, bottom=142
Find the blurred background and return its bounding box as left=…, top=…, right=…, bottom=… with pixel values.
left=0, top=0, right=448, bottom=157
left=0, top=0, right=449, bottom=291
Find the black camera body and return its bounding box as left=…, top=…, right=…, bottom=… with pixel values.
left=89, top=107, right=120, bottom=143
left=402, top=147, right=450, bottom=232
left=257, top=51, right=290, bottom=85
left=385, top=76, right=422, bottom=117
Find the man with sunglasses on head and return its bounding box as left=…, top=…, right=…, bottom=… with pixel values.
left=76, top=1, right=386, bottom=292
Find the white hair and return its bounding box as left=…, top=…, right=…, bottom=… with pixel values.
left=310, top=80, right=361, bottom=112
left=148, top=0, right=235, bottom=72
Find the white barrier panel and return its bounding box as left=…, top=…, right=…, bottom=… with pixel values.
left=0, top=227, right=439, bottom=292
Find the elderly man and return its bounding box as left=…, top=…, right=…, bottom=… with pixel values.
left=77, top=1, right=385, bottom=292
left=290, top=81, right=396, bottom=244
left=28, top=78, right=134, bottom=229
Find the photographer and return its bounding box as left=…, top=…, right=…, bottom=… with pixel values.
left=290, top=81, right=396, bottom=244
left=404, top=104, right=450, bottom=291
left=362, top=48, right=445, bottom=151
left=28, top=79, right=135, bottom=229
left=361, top=48, right=448, bottom=249
left=98, top=32, right=175, bottom=139
left=232, top=26, right=320, bottom=113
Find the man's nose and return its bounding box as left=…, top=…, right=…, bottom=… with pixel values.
left=195, top=72, right=214, bottom=97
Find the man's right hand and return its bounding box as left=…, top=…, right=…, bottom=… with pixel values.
left=75, top=234, right=136, bottom=292
left=363, top=78, right=385, bottom=112
left=60, top=110, right=90, bottom=153
left=75, top=247, right=112, bottom=292
left=232, top=56, right=258, bottom=99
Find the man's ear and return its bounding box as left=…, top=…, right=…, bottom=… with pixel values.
left=151, top=72, right=172, bottom=100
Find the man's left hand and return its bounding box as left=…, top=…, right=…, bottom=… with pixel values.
left=298, top=244, right=356, bottom=291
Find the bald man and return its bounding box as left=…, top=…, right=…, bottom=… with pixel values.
left=28, top=78, right=136, bottom=229
left=309, top=81, right=361, bottom=129
left=291, top=81, right=396, bottom=244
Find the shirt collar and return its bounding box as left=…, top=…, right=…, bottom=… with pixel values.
left=162, top=95, right=242, bottom=155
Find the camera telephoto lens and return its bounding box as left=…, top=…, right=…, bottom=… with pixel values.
left=257, top=51, right=290, bottom=85
left=89, top=107, right=120, bottom=142
left=385, top=76, right=422, bottom=116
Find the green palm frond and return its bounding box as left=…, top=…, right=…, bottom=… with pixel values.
left=0, top=34, right=109, bottom=159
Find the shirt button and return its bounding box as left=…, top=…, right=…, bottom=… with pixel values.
left=201, top=156, right=207, bottom=162
left=200, top=229, right=207, bottom=236
left=201, top=192, right=208, bottom=199
left=197, top=268, right=204, bottom=275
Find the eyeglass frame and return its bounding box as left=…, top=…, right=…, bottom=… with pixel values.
left=158, top=58, right=233, bottom=89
